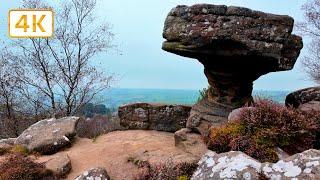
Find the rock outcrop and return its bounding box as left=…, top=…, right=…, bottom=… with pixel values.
left=263, top=149, right=320, bottom=179
left=162, top=4, right=303, bottom=136
left=118, top=103, right=191, bottom=132
left=174, top=128, right=207, bottom=155
left=74, top=167, right=110, bottom=180
left=0, top=138, right=16, bottom=149
left=286, top=87, right=320, bottom=111
left=15, top=117, right=79, bottom=154
left=227, top=107, right=255, bottom=122
left=192, top=149, right=320, bottom=179
left=192, top=151, right=261, bottom=179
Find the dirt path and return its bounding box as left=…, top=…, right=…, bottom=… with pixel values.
left=37, top=130, right=207, bottom=180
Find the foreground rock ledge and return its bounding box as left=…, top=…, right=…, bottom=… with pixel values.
left=192, top=149, right=320, bottom=179
left=162, top=4, right=303, bottom=136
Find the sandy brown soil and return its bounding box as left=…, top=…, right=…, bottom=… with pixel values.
left=36, top=130, right=207, bottom=180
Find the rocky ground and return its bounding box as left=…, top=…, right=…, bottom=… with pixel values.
left=35, top=130, right=207, bottom=179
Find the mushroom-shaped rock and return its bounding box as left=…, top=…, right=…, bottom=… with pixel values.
left=162, top=4, right=303, bottom=136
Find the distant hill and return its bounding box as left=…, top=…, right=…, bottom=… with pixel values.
left=102, top=88, right=289, bottom=109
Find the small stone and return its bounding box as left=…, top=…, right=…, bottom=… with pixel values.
left=174, top=128, right=207, bottom=155
left=45, top=153, right=71, bottom=177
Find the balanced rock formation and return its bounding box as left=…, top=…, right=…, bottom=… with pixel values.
left=192, top=149, right=320, bottom=179
left=286, top=87, right=320, bottom=111
left=118, top=103, right=191, bottom=132
left=162, top=4, right=303, bottom=136
left=15, top=116, right=79, bottom=154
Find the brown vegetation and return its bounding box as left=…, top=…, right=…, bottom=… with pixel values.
left=0, top=153, right=55, bottom=180
left=135, top=159, right=197, bottom=180
left=76, top=115, right=122, bottom=139
left=206, top=99, right=320, bottom=162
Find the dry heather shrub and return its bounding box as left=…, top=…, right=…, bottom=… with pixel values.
left=0, top=147, right=9, bottom=156
left=135, top=159, right=197, bottom=180
left=10, top=145, right=29, bottom=155
left=76, top=115, right=122, bottom=139
left=0, top=153, right=56, bottom=180
left=207, top=99, right=320, bottom=163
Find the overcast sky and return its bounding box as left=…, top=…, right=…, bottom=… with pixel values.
left=0, top=0, right=316, bottom=91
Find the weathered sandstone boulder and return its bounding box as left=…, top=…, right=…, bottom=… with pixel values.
left=174, top=128, right=207, bottom=155
left=192, top=151, right=261, bottom=179
left=227, top=107, right=255, bottom=122
left=263, top=149, right=320, bottom=179
left=44, top=153, right=72, bottom=177
left=74, top=167, right=110, bottom=180
left=0, top=138, right=16, bottom=149
left=118, top=103, right=191, bottom=132
left=286, top=87, right=320, bottom=111
left=192, top=149, right=320, bottom=179
left=15, top=116, right=79, bottom=154
left=162, top=4, right=303, bottom=136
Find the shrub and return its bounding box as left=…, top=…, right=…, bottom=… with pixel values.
left=197, top=87, right=209, bottom=103
left=10, top=145, right=29, bottom=155
left=0, top=147, right=9, bottom=156
left=0, top=153, right=56, bottom=180
left=76, top=115, right=123, bottom=139
left=135, top=159, right=198, bottom=180
left=207, top=99, right=320, bottom=162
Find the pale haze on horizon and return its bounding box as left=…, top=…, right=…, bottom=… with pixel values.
left=0, top=0, right=316, bottom=91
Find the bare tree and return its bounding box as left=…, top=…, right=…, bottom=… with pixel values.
left=14, top=0, right=114, bottom=117
left=297, top=0, right=320, bottom=84
left=46, top=0, right=114, bottom=115
left=0, top=49, right=25, bottom=136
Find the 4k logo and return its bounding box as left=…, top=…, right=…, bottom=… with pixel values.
left=9, top=10, right=54, bottom=38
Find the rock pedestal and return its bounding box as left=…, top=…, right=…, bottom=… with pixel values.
left=162, top=4, right=303, bottom=136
